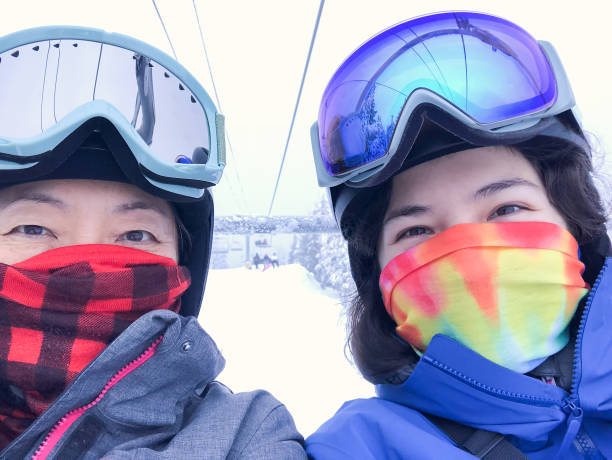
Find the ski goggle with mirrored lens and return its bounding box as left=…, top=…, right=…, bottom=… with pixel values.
left=311, top=11, right=577, bottom=188
left=0, top=26, right=225, bottom=200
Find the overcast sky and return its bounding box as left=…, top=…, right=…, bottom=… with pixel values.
left=2, top=0, right=610, bottom=215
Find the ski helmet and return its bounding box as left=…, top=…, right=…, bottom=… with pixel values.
left=0, top=26, right=226, bottom=316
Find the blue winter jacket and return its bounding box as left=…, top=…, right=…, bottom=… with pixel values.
left=1, top=310, right=307, bottom=459
left=307, top=254, right=611, bottom=459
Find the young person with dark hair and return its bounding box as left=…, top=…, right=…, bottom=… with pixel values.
left=306, top=11, right=611, bottom=459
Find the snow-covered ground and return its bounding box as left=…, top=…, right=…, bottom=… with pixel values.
left=199, top=264, right=374, bottom=437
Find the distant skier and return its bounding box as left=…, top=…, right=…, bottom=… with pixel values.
left=271, top=251, right=280, bottom=268
left=253, top=253, right=262, bottom=270
left=262, top=255, right=272, bottom=271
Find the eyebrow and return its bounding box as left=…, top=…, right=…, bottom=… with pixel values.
left=113, top=201, right=171, bottom=220
left=1, top=192, right=66, bottom=210
left=382, top=178, right=537, bottom=225
left=383, top=204, right=431, bottom=225
left=474, top=178, right=538, bottom=199
left=0, top=192, right=170, bottom=221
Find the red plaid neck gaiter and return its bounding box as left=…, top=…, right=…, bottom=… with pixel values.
left=0, top=244, right=190, bottom=449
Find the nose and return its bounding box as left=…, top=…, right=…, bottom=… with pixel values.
left=438, top=211, right=482, bottom=233
left=61, top=217, right=110, bottom=247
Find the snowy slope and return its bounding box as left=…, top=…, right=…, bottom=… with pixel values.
left=199, top=264, right=373, bottom=437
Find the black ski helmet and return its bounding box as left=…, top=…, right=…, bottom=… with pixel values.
left=0, top=120, right=213, bottom=318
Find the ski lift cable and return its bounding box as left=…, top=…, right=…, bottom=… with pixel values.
left=150, top=0, right=246, bottom=213
left=223, top=160, right=247, bottom=213
left=192, top=0, right=249, bottom=212
left=225, top=173, right=245, bottom=213
left=192, top=0, right=223, bottom=111
left=267, top=0, right=325, bottom=216
left=214, top=162, right=243, bottom=213
left=225, top=134, right=249, bottom=212
left=151, top=0, right=178, bottom=60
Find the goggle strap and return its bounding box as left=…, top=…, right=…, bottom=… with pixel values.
left=215, top=113, right=226, bottom=166
left=539, top=41, right=576, bottom=120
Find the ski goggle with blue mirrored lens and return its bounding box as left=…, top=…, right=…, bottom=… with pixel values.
left=0, top=26, right=225, bottom=200
left=311, top=11, right=578, bottom=188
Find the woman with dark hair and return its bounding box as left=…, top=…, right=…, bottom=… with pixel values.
left=0, top=27, right=306, bottom=458
left=306, top=11, right=611, bottom=459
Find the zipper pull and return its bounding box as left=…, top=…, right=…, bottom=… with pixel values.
left=557, top=398, right=583, bottom=458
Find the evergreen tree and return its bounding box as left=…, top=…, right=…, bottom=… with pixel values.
left=294, top=197, right=355, bottom=297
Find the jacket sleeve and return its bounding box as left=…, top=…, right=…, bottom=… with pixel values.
left=306, top=429, right=383, bottom=460
left=306, top=398, right=477, bottom=460
left=235, top=403, right=307, bottom=460
left=307, top=440, right=379, bottom=459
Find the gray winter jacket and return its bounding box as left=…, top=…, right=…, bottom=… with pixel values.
left=0, top=310, right=307, bottom=459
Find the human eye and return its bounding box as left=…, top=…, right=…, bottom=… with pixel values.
left=488, top=204, right=526, bottom=219
left=117, top=230, right=158, bottom=243
left=7, top=225, right=56, bottom=238
left=396, top=226, right=433, bottom=241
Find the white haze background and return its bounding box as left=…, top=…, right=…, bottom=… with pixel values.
left=2, top=0, right=611, bottom=436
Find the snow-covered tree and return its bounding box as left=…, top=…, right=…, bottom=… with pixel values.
left=293, top=198, right=355, bottom=298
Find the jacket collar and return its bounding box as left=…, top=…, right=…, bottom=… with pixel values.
left=579, top=232, right=611, bottom=285
left=376, top=257, right=612, bottom=442
left=3, top=310, right=224, bottom=458
left=377, top=334, right=569, bottom=442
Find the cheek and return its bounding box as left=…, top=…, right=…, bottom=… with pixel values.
left=548, top=208, right=569, bottom=231
left=0, top=243, right=56, bottom=265
left=378, top=228, right=429, bottom=270
left=170, top=227, right=180, bottom=263
left=378, top=231, right=402, bottom=270
left=166, top=245, right=180, bottom=263
left=151, top=231, right=180, bottom=263
left=528, top=199, right=569, bottom=231
left=157, top=249, right=179, bottom=263
left=377, top=232, right=390, bottom=270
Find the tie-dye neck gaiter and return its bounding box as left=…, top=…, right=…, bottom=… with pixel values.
left=379, top=221, right=589, bottom=373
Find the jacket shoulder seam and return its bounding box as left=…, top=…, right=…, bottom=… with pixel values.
left=233, top=403, right=287, bottom=457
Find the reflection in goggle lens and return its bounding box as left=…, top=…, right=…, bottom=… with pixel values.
left=0, top=39, right=211, bottom=166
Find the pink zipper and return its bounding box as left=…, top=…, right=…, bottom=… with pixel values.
left=31, top=335, right=164, bottom=460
